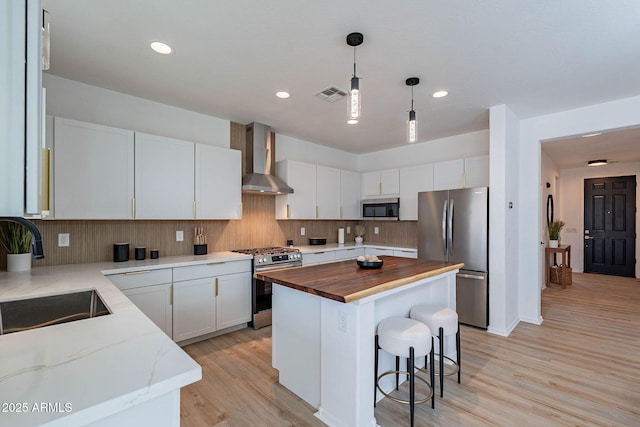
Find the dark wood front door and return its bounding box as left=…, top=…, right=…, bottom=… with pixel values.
left=584, top=175, right=636, bottom=277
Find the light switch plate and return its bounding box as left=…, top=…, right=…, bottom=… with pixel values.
left=176, top=230, right=184, bottom=242
left=374, top=227, right=379, bottom=234
left=301, top=227, right=305, bottom=236
left=346, top=226, right=351, bottom=234
left=58, top=233, right=70, bottom=247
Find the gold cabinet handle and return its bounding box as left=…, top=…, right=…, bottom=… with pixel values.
left=316, top=205, right=319, bottom=219
left=286, top=204, right=290, bottom=219
left=193, top=201, right=197, bottom=219
left=340, top=207, right=343, bottom=219
left=132, top=198, right=136, bottom=219
left=207, top=261, right=226, bottom=266
left=215, top=277, right=219, bottom=297
left=379, top=182, right=382, bottom=195
left=124, top=270, right=151, bottom=275
left=170, top=285, right=173, bottom=305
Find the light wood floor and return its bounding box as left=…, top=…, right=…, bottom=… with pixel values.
left=181, top=273, right=640, bottom=426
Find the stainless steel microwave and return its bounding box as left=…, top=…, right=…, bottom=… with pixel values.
left=361, top=198, right=400, bottom=220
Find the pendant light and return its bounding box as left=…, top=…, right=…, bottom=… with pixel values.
left=406, top=77, right=420, bottom=143
left=346, top=32, right=364, bottom=124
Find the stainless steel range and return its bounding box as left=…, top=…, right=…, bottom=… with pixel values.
left=232, top=247, right=302, bottom=329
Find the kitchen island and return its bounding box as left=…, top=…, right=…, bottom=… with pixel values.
left=256, top=256, right=463, bottom=427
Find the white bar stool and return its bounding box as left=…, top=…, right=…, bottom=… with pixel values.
left=410, top=304, right=460, bottom=398
left=374, top=317, right=435, bottom=427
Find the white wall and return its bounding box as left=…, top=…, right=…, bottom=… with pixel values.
left=43, top=74, right=230, bottom=148
left=540, top=152, right=560, bottom=287
left=518, top=94, right=640, bottom=326
left=559, top=162, right=640, bottom=276
left=275, top=134, right=359, bottom=170
left=357, top=130, right=489, bottom=171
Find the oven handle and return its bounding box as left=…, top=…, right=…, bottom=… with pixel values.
left=255, top=263, right=302, bottom=273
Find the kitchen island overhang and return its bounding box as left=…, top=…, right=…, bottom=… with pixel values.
left=257, top=256, right=463, bottom=427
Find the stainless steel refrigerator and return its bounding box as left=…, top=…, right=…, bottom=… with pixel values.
left=417, top=187, right=489, bottom=328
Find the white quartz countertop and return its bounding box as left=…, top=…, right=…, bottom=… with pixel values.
left=295, top=242, right=417, bottom=253
left=0, top=251, right=249, bottom=426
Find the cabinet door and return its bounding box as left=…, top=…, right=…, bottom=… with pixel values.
left=135, top=133, right=195, bottom=219
left=367, top=247, right=394, bottom=256
left=380, top=169, right=400, bottom=195
left=340, top=170, right=361, bottom=220
left=433, top=159, right=464, bottom=191
left=216, top=272, right=251, bottom=330
left=302, top=251, right=336, bottom=266
left=464, top=156, right=489, bottom=188
left=334, top=247, right=365, bottom=261
left=361, top=171, right=381, bottom=197
left=275, top=160, right=316, bottom=219
left=173, top=278, right=215, bottom=342
left=122, top=284, right=173, bottom=338
left=393, top=249, right=418, bottom=259
left=316, top=165, right=341, bottom=219
left=195, top=144, right=242, bottom=219
left=54, top=118, right=134, bottom=219
left=399, top=163, right=434, bottom=220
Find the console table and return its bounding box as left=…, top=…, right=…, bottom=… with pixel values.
left=545, top=245, right=571, bottom=289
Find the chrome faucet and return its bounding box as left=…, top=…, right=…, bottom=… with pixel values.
left=0, top=217, right=45, bottom=259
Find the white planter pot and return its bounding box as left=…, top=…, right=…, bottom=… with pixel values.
left=7, top=253, right=32, bottom=272
left=549, top=240, right=559, bottom=248
left=355, top=236, right=364, bottom=244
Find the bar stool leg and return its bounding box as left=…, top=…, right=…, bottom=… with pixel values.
left=395, top=356, right=400, bottom=390
left=438, top=326, right=444, bottom=398
left=430, top=337, right=435, bottom=409
left=456, top=324, right=461, bottom=384
left=409, top=346, right=415, bottom=427
left=374, top=334, right=379, bottom=408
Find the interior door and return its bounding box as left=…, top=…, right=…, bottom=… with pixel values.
left=584, top=176, right=636, bottom=277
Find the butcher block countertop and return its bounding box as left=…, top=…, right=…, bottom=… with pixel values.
left=256, top=256, right=464, bottom=303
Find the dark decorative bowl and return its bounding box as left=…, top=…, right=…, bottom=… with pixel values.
left=357, top=259, right=384, bottom=269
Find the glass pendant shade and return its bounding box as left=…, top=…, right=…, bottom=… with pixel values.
left=407, top=109, right=417, bottom=143
left=349, top=76, right=361, bottom=121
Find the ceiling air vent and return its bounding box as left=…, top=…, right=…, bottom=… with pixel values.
left=315, top=86, right=347, bottom=103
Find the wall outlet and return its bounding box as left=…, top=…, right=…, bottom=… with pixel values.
left=58, top=233, right=70, bottom=247
left=176, top=230, right=184, bottom=242
left=300, top=227, right=305, bottom=236
left=374, top=227, right=379, bottom=234
left=338, top=311, right=348, bottom=332
left=346, top=226, right=351, bottom=234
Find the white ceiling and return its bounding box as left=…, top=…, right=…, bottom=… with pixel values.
left=43, top=0, right=640, bottom=159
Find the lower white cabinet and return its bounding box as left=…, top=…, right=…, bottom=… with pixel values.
left=366, top=247, right=394, bottom=256
left=122, top=284, right=173, bottom=337
left=393, top=249, right=418, bottom=258
left=334, top=247, right=365, bottom=261
left=302, top=250, right=336, bottom=266
left=172, top=277, right=216, bottom=342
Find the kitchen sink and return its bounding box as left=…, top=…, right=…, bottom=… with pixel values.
left=0, top=290, right=111, bottom=335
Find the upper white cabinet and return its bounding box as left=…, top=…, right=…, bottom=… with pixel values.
left=463, top=155, right=490, bottom=188
left=276, top=160, right=317, bottom=219
left=195, top=144, right=242, bottom=219
left=134, top=133, right=195, bottom=219
left=399, top=163, right=434, bottom=221
left=54, top=117, right=135, bottom=219
left=433, top=156, right=489, bottom=191
left=362, top=169, right=400, bottom=197
left=316, top=165, right=341, bottom=219
left=340, top=169, right=361, bottom=220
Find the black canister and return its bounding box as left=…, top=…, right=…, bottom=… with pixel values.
left=113, top=243, right=129, bottom=262
left=135, top=247, right=146, bottom=260
left=150, top=249, right=159, bottom=259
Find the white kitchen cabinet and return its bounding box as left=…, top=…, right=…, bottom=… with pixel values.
left=53, top=117, right=135, bottom=219
left=362, top=169, right=400, bottom=197
left=334, top=247, right=365, bottom=261
left=302, top=250, right=336, bottom=266
left=366, top=247, right=394, bottom=256
left=399, top=163, right=434, bottom=220
left=463, top=155, right=490, bottom=188
left=316, top=165, right=341, bottom=219
left=134, top=133, right=194, bottom=219
left=340, top=170, right=361, bottom=219
left=275, top=160, right=317, bottom=219
left=433, top=159, right=464, bottom=191
left=393, top=249, right=418, bottom=258
left=122, top=284, right=173, bottom=337
left=172, top=277, right=216, bottom=342
left=195, top=144, right=242, bottom=219
left=172, top=260, right=251, bottom=342
left=107, top=268, right=173, bottom=338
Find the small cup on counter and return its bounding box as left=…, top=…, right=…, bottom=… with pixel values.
left=135, top=247, right=146, bottom=260
left=150, top=249, right=159, bottom=259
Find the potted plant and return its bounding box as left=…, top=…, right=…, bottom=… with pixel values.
left=0, top=222, right=33, bottom=272
left=355, top=225, right=365, bottom=244
left=548, top=220, right=565, bottom=248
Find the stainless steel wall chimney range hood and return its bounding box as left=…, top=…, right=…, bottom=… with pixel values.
left=242, top=122, right=294, bottom=195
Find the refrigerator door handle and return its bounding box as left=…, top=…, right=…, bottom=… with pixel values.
left=442, top=199, right=448, bottom=256
left=448, top=198, right=454, bottom=254
left=457, top=273, right=485, bottom=280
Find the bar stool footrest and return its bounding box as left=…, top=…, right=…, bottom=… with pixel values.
left=376, top=371, right=433, bottom=405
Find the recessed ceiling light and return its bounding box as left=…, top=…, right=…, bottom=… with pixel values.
left=347, top=119, right=358, bottom=125
left=276, top=91, right=290, bottom=99
left=587, top=159, right=608, bottom=166
left=432, top=90, right=448, bottom=98
left=581, top=132, right=602, bottom=138
left=150, top=41, right=173, bottom=55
